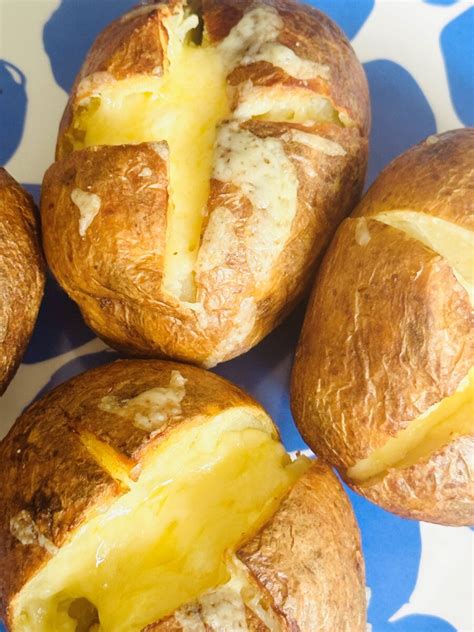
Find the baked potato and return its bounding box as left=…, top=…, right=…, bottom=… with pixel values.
left=0, top=359, right=366, bottom=632
left=0, top=168, right=45, bottom=394
left=41, top=0, right=369, bottom=367
left=291, top=129, right=474, bottom=525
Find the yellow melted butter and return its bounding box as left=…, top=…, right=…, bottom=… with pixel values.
left=14, top=408, right=310, bottom=632
left=72, top=33, right=230, bottom=302
left=348, top=368, right=474, bottom=483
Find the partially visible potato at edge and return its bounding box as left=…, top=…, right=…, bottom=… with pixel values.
left=41, top=0, right=369, bottom=367
left=291, top=129, right=474, bottom=526
left=0, top=168, right=45, bottom=394
left=0, top=359, right=366, bottom=631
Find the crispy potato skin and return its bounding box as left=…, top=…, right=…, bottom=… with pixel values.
left=352, top=128, right=474, bottom=228
left=291, top=129, right=474, bottom=525
left=238, top=460, right=366, bottom=632
left=42, top=0, right=369, bottom=367
left=0, top=169, right=45, bottom=394
left=0, top=360, right=366, bottom=630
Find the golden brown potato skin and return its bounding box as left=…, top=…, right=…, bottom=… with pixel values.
left=291, top=129, right=474, bottom=525
left=0, top=360, right=366, bottom=630
left=41, top=0, right=369, bottom=367
left=0, top=169, right=44, bottom=394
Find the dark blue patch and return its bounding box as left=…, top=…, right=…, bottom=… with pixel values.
left=348, top=490, right=421, bottom=626
left=364, top=60, right=436, bottom=186
left=214, top=303, right=308, bottom=452
left=43, top=0, right=137, bottom=93
left=0, top=60, right=27, bottom=166
left=349, top=490, right=457, bottom=631
left=307, top=0, right=374, bottom=39
left=441, top=7, right=474, bottom=126
left=424, top=0, right=458, bottom=5
left=23, top=183, right=41, bottom=204
left=382, top=615, right=457, bottom=631
left=23, top=274, right=96, bottom=364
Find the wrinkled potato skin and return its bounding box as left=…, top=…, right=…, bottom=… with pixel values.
left=0, top=360, right=365, bottom=630
left=291, top=129, right=474, bottom=525
left=0, top=169, right=45, bottom=394
left=42, top=0, right=369, bottom=367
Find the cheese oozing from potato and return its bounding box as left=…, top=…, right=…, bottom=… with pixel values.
left=12, top=407, right=310, bottom=632
left=71, top=12, right=230, bottom=302
left=348, top=368, right=474, bottom=482
left=348, top=211, right=474, bottom=484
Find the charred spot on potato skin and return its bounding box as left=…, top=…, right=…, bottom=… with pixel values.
left=26, top=489, right=63, bottom=532
left=99, top=297, right=114, bottom=311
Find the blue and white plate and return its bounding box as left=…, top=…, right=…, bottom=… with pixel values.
left=0, top=1, right=473, bottom=630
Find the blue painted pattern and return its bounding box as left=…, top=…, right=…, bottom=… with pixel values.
left=441, top=7, right=474, bottom=126
left=0, top=1, right=472, bottom=631
left=310, top=0, right=374, bottom=39
left=364, top=59, right=437, bottom=185
left=43, top=0, right=136, bottom=93
left=0, top=61, right=26, bottom=165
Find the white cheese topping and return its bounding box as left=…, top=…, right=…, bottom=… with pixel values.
left=199, top=582, right=248, bottom=631
left=213, top=123, right=298, bottom=284
left=10, top=511, right=58, bottom=555
left=173, top=555, right=283, bottom=631
left=217, top=4, right=329, bottom=81
left=217, top=5, right=282, bottom=72
left=241, top=41, right=330, bottom=80
left=99, top=371, right=187, bottom=432
left=355, top=217, right=371, bottom=246
left=284, top=129, right=346, bottom=156
left=232, top=82, right=336, bottom=123
left=174, top=604, right=206, bottom=632
left=71, top=188, right=101, bottom=237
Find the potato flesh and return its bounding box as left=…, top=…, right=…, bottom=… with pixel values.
left=71, top=30, right=229, bottom=302
left=348, top=358, right=473, bottom=484
left=14, top=409, right=308, bottom=632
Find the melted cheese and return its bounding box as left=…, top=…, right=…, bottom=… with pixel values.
left=348, top=368, right=474, bottom=482
left=70, top=13, right=230, bottom=301
left=69, top=2, right=341, bottom=302
left=241, top=41, right=329, bottom=80
left=212, top=123, right=298, bottom=284
left=283, top=129, right=346, bottom=155
left=13, top=408, right=310, bottom=632
left=99, top=370, right=186, bottom=432
left=216, top=5, right=283, bottom=73
left=233, top=84, right=340, bottom=125
left=71, top=188, right=101, bottom=237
